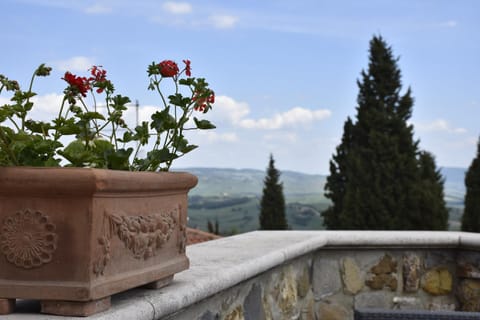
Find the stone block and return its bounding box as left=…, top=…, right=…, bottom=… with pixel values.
left=403, top=254, right=421, bottom=292
left=354, top=291, right=394, bottom=309
left=224, top=305, right=243, bottom=320
left=371, top=254, right=397, bottom=275
left=297, top=266, right=311, bottom=298
left=317, top=301, right=350, bottom=320
left=313, top=256, right=342, bottom=298
left=341, top=257, right=363, bottom=295
left=262, top=295, right=273, bottom=320
left=457, top=279, right=480, bottom=311
left=424, top=250, right=454, bottom=269
left=365, top=273, right=397, bottom=291
left=421, top=267, right=452, bottom=295
left=199, top=310, right=219, bottom=320
left=299, top=293, right=315, bottom=320
left=428, top=302, right=456, bottom=311
left=243, top=284, right=265, bottom=320
left=458, top=262, right=480, bottom=279
left=277, top=270, right=298, bottom=315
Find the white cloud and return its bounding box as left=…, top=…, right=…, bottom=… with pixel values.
left=84, top=4, right=112, bottom=14
left=444, top=20, right=457, bottom=28
left=213, top=95, right=250, bottom=124
left=239, top=107, right=331, bottom=130
left=31, top=93, right=64, bottom=114
left=162, top=2, right=192, bottom=14
left=416, top=119, right=466, bottom=134
left=208, top=14, right=239, bottom=29
left=211, top=95, right=331, bottom=130
left=55, top=56, right=96, bottom=72
left=264, top=132, right=298, bottom=143
left=196, top=131, right=238, bottom=143
left=0, top=93, right=63, bottom=124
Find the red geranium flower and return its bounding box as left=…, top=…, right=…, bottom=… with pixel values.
left=62, top=72, right=90, bottom=97
left=89, top=66, right=108, bottom=93
left=90, top=66, right=107, bottom=82
left=193, top=91, right=215, bottom=112
left=183, top=59, right=191, bottom=77
left=158, top=60, right=179, bottom=78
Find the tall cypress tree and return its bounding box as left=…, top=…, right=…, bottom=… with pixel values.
left=259, top=154, right=288, bottom=230
left=414, top=151, right=449, bottom=230
left=322, top=35, right=447, bottom=230
left=461, top=138, right=480, bottom=232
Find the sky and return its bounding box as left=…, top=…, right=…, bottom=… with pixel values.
left=0, top=0, right=479, bottom=175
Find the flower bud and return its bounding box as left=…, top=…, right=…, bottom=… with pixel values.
left=35, top=64, right=52, bottom=77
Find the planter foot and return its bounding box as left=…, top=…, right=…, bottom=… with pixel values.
left=144, top=275, right=174, bottom=289
left=41, top=296, right=111, bottom=317
left=0, top=299, right=15, bottom=315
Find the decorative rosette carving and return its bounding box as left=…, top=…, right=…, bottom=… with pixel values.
left=0, top=210, right=57, bottom=269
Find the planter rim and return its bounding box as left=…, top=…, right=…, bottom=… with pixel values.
left=0, top=167, right=198, bottom=195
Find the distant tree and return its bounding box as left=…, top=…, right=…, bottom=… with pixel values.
left=414, top=151, right=449, bottom=230
left=322, top=35, right=448, bottom=230
left=462, top=138, right=480, bottom=232
left=207, top=218, right=220, bottom=235
left=259, top=154, right=288, bottom=230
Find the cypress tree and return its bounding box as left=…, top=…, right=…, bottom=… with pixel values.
left=414, top=151, right=449, bottom=230
left=259, top=154, right=288, bottom=230
left=322, top=35, right=447, bottom=230
left=207, top=218, right=220, bottom=235
left=461, top=138, right=480, bottom=232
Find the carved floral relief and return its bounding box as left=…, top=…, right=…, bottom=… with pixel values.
left=0, top=210, right=58, bottom=269
left=93, top=206, right=181, bottom=276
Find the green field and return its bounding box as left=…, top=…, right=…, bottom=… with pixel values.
left=188, top=194, right=329, bottom=234
left=184, top=167, right=466, bottom=234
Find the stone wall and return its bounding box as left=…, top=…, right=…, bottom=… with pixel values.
left=6, top=231, right=480, bottom=320
left=314, top=249, right=459, bottom=319
left=166, top=247, right=480, bottom=320
left=165, top=254, right=316, bottom=320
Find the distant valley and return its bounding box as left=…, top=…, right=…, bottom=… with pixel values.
left=182, top=167, right=466, bottom=234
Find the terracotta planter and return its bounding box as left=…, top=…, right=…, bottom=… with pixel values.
left=0, top=167, right=197, bottom=316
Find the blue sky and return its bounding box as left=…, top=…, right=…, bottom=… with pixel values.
left=1, top=0, right=479, bottom=174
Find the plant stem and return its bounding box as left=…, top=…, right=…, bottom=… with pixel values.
left=21, top=70, right=38, bottom=130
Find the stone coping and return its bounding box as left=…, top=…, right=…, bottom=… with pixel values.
left=4, top=231, right=480, bottom=319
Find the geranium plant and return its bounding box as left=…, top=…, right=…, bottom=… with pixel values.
left=0, top=59, right=215, bottom=171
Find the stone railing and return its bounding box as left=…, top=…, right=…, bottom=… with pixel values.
left=3, top=231, right=480, bottom=319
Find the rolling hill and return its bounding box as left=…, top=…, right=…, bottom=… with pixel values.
left=181, top=167, right=466, bottom=234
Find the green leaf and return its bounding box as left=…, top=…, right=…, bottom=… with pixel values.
left=119, top=131, right=134, bottom=143
left=25, top=120, right=53, bottom=134
left=59, top=140, right=92, bottom=167
left=134, top=121, right=150, bottom=145
left=151, top=109, right=176, bottom=132
left=0, top=106, right=14, bottom=122
left=147, top=62, right=160, bottom=77
left=149, top=148, right=174, bottom=162
left=104, top=148, right=133, bottom=170
left=179, top=78, right=194, bottom=86
left=194, top=117, right=216, bottom=129
left=168, top=93, right=191, bottom=107
left=181, top=144, right=198, bottom=154
left=54, top=118, right=81, bottom=135
left=110, top=94, right=131, bottom=111
left=82, top=111, right=106, bottom=121
left=93, top=139, right=114, bottom=154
